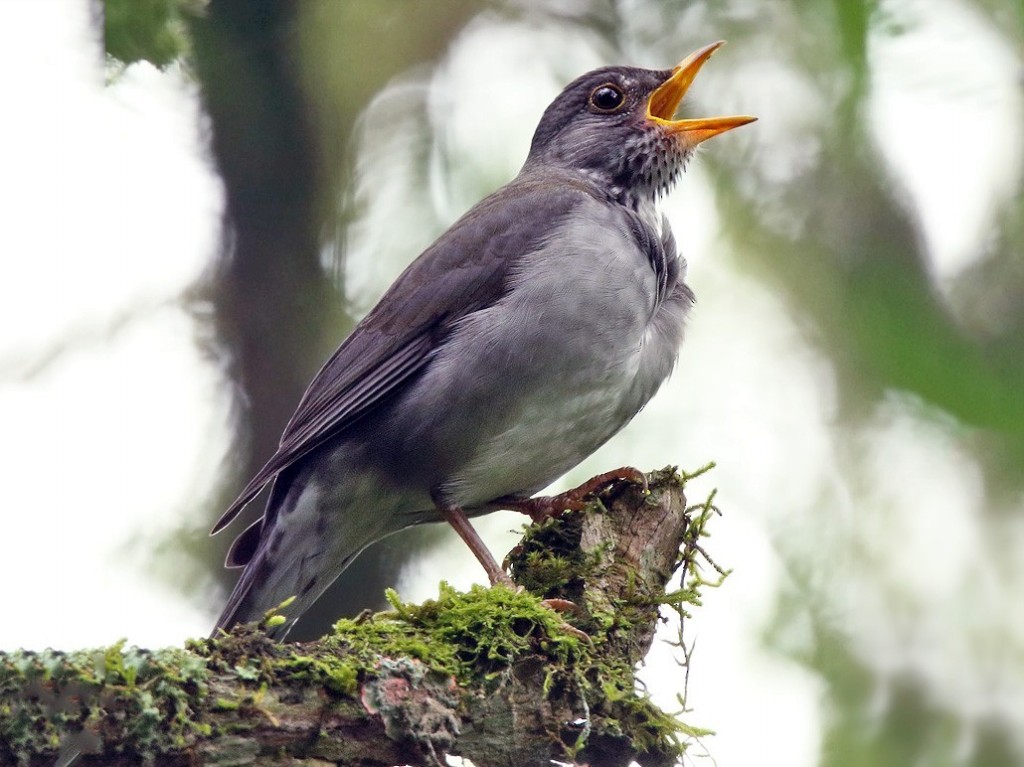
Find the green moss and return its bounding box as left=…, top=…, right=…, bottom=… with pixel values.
left=213, top=697, right=240, bottom=711
left=324, top=582, right=590, bottom=685
left=667, top=469, right=731, bottom=620
left=279, top=653, right=359, bottom=696
left=509, top=512, right=598, bottom=599
left=0, top=643, right=211, bottom=763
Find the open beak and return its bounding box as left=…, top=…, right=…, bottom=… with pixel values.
left=647, top=41, right=756, bottom=146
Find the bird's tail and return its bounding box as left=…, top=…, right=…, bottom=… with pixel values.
left=211, top=469, right=418, bottom=640
left=211, top=540, right=367, bottom=640
left=211, top=550, right=294, bottom=639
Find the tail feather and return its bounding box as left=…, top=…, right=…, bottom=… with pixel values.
left=211, top=550, right=280, bottom=637
left=225, top=517, right=263, bottom=568
left=211, top=467, right=420, bottom=639
left=212, top=578, right=289, bottom=640
left=212, top=544, right=364, bottom=639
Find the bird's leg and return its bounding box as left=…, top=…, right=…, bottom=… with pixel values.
left=494, top=466, right=649, bottom=523
left=433, top=498, right=595, bottom=641
left=434, top=498, right=515, bottom=588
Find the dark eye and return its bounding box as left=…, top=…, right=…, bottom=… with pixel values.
left=589, top=84, right=625, bottom=112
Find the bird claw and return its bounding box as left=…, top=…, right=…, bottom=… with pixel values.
left=555, top=620, right=592, bottom=643
left=538, top=598, right=591, bottom=643
left=539, top=597, right=578, bottom=613
left=497, top=466, right=649, bottom=522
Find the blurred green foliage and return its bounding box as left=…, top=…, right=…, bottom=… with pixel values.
left=105, top=0, right=205, bottom=69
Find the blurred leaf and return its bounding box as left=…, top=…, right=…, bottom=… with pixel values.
left=104, top=0, right=205, bottom=69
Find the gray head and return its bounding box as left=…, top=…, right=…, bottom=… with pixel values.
left=524, top=41, right=756, bottom=206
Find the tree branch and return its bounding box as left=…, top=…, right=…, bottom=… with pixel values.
left=0, top=467, right=722, bottom=767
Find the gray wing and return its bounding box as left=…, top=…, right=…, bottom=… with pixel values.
left=211, top=176, right=591, bottom=537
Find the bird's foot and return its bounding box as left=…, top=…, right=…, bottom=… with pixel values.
left=538, top=598, right=591, bottom=643
left=539, top=597, right=577, bottom=613
left=497, top=466, right=649, bottom=523
left=562, top=465, right=649, bottom=504
left=553, top=620, right=591, bottom=643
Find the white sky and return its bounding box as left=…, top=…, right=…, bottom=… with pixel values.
left=0, top=1, right=1021, bottom=765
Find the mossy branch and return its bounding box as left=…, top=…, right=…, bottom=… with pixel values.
left=0, top=467, right=724, bottom=767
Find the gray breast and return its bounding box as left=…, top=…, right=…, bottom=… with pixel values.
left=428, top=196, right=689, bottom=506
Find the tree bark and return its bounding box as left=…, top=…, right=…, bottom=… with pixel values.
left=0, top=468, right=722, bottom=767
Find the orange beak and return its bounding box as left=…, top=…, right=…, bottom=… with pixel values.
left=647, top=41, right=756, bottom=146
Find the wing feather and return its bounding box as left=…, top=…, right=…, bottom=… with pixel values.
left=211, top=174, right=595, bottom=536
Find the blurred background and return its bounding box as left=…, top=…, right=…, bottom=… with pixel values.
left=1, top=0, right=1022, bottom=764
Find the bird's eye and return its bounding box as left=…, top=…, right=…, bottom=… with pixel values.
left=589, top=84, right=625, bottom=113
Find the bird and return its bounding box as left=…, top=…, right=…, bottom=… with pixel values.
left=211, top=41, right=755, bottom=638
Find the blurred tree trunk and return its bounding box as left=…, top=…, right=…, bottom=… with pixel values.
left=189, top=0, right=347, bottom=618
left=188, top=0, right=482, bottom=632
left=190, top=0, right=339, bottom=487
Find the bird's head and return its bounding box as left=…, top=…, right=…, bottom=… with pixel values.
left=525, top=41, right=755, bottom=206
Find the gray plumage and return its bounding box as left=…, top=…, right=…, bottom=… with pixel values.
left=212, top=52, right=754, bottom=638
